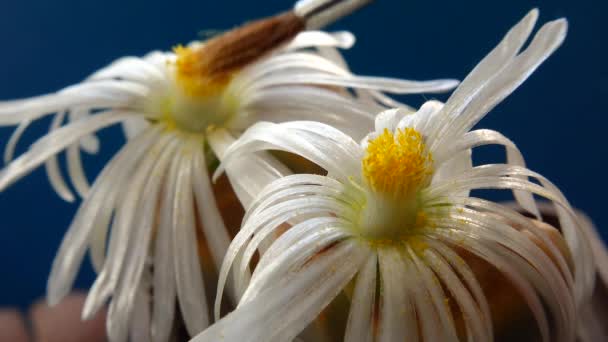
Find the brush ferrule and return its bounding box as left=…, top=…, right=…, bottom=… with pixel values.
left=294, top=0, right=373, bottom=29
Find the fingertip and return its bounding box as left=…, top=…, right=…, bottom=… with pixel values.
left=0, top=309, right=28, bottom=342
left=29, top=292, right=107, bottom=342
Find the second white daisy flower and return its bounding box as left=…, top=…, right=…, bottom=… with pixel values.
left=198, top=9, right=594, bottom=342
left=0, top=2, right=458, bottom=341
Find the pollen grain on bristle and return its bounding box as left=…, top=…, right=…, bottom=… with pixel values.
left=362, top=128, right=433, bottom=197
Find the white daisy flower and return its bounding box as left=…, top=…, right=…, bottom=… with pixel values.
left=195, top=9, right=596, bottom=342
left=0, top=1, right=458, bottom=341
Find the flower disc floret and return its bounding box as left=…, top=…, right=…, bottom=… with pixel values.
left=362, top=128, right=433, bottom=198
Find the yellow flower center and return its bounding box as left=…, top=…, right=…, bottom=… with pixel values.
left=354, top=128, right=434, bottom=244
left=362, top=128, right=433, bottom=198
left=174, top=45, right=234, bottom=98
left=145, top=45, right=240, bottom=134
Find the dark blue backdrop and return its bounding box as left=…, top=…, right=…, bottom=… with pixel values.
left=0, top=0, right=603, bottom=309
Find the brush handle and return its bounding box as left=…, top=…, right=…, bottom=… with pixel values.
left=294, top=0, right=374, bottom=29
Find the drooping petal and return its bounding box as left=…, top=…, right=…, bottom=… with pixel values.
left=105, top=135, right=177, bottom=342
left=43, top=111, right=75, bottom=202
left=377, top=248, right=418, bottom=342
left=122, top=116, right=150, bottom=140
left=194, top=240, right=368, bottom=342
left=426, top=162, right=594, bottom=301
left=0, top=81, right=147, bottom=125
left=46, top=126, right=161, bottom=306
left=438, top=129, right=540, bottom=218
left=3, top=119, right=31, bottom=163
left=422, top=242, right=491, bottom=341
left=344, top=254, right=377, bottom=342
left=68, top=109, right=100, bottom=155
left=239, top=217, right=351, bottom=304
left=440, top=206, right=576, bottom=327
left=151, top=147, right=181, bottom=342
left=0, top=110, right=138, bottom=192
left=83, top=131, right=175, bottom=320
left=191, top=144, right=231, bottom=272
left=407, top=247, right=459, bottom=341
left=172, top=142, right=209, bottom=336
left=217, top=121, right=361, bottom=183
left=129, top=281, right=152, bottom=342
left=435, top=227, right=552, bottom=342
left=66, top=139, right=91, bottom=198
left=207, top=128, right=290, bottom=208
left=215, top=194, right=350, bottom=318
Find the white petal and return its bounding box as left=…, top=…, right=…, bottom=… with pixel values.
left=437, top=129, right=539, bottom=217
left=217, top=121, right=360, bottom=183
left=87, top=56, right=166, bottom=84
left=344, top=254, right=377, bottom=342
left=435, top=229, right=551, bottom=342
left=207, top=128, right=290, bottom=209
left=377, top=248, right=418, bottom=342
left=105, top=136, right=176, bottom=341
left=43, top=111, right=75, bottom=202
left=373, top=108, right=407, bottom=133
left=426, top=240, right=493, bottom=340
left=449, top=19, right=568, bottom=140
left=463, top=198, right=573, bottom=284
left=216, top=201, right=348, bottom=318
left=212, top=174, right=348, bottom=318
left=193, top=240, right=368, bottom=342
left=66, top=141, right=91, bottom=198
left=567, top=207, right=608, bottom=286
left=46, top=126, right=161, bottom=306
left=129, top=283, right=152, bottom=342
left=251, top=72, right=459, bottom=95
left=426, top=9, right=539, bottom=145
left=3, top=119, right=31, bottom=163
left=234, top=52, right=350, bottom=94
left=68, top=109, right=100, bottom=154
left=432, top=164, right=594, bottom=304
left=240, top=217, right=350, bottom=303
left=316, top=45, right=349, bottom=70
left=151, top=149, right=181, bottom=342
left=0, top=80, right=147, bottom=125
left=243, top=174, right=346, bottom=222
left=84, top=131, right=175, bottom=319
left=191, top=145, right=231, bottom=273
left=521, top=202, right=601, bottom=333
left=431, top=16, right=568, bottom=150
left=0, top=110, right=137, bottom=192
left=426, top=164, right=569, bottom=207
left=122, top=116, right=150, bottom=140
left=396, top=99, right=444, bottom=133
left=239, top=85, right=377, bottom=140
left=173, top=143, right=209, bottom=336
left=407, top=247, right=459, bottom=341
left=282, top=31, right=355, bottom=51
left=431, top=148, right=472, bottom=198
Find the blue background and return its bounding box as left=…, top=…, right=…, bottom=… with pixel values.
left=0, top=0, right=603, bottom=309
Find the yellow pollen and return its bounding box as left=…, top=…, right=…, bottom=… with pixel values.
left=362, top=128, right=433, bottom=197
left=173, top=45, right=232, bottom=98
